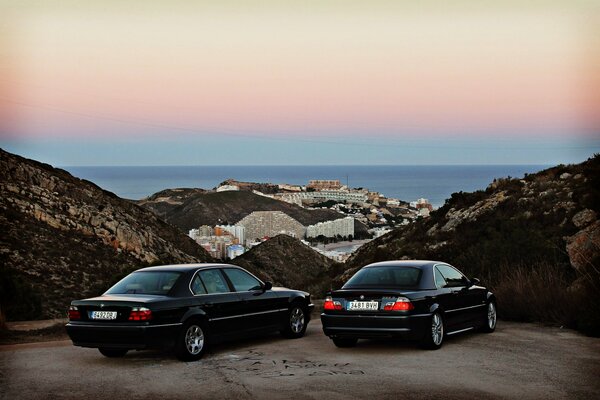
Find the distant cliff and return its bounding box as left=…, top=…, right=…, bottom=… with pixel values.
left=347, top=155, right=600, bottom=335
left=0, top=149, right=212, bottom=321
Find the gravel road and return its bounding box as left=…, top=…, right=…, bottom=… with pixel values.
left=1, top=320, right=599, bottom=400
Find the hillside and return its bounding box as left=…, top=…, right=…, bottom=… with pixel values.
left=139, top=188, right=369, bottom=236
left=346, top=155, right=600, bottom=335
left=233, top=235, right=346, bottom=298
left=0, top=149, right=213, bottom=322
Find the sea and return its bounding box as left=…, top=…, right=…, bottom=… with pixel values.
left=63, top=165, right=549, bottom=208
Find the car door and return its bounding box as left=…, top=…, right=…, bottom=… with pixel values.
left=221, top=267, right=284, bottom=332
left=194, top=268, right=244, bottom=335
left=435, top=264, right=472, bottom=330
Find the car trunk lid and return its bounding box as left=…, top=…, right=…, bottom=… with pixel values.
left=72, top=295, right=162, bottom=323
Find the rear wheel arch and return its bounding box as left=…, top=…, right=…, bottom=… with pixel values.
left=180, top=308, right=209, bottom=325
left=429, top=302, right=443, bottom=315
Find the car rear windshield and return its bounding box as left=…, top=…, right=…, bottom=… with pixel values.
left=343, top=266, right=422, bottom=289
left=106, top=271, right=182, bottom=295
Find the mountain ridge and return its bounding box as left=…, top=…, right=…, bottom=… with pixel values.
left=0, top=149, right=213, bottom=322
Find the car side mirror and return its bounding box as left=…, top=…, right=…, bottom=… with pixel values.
left=263, top=281, right=273, bottom=291
left=471, top=278, right=480, bottom=286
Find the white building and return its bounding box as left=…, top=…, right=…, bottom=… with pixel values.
left=278, top=193, right=303, bottom=207
left=306, top=217, right=355, bottom=238
left=216, top=184, right=240, bottom=192
left=369, top=227, right=392, bottom=238
left=300, top=190, right=367, bottom=204
left=226, top=244, right=245, bottom=259
left=188, top=228, right=199, bottom=240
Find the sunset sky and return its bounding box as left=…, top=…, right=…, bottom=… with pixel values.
left=1, top=1, right=598, bottom=165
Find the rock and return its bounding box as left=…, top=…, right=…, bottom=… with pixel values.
left=566, top=220, right=600, bottom=272
left=572, top=209, right=597, bottom=228
left=560, top=172, right=572, bottom=180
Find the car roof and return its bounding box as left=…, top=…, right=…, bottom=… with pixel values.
left=135, top=263, right=238, bottom=273
left=363, top=260, right=446, bottom=269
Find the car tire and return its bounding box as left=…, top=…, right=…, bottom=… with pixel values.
left=420, top=312, right=444, bottom=350
left=280, top=303, right=307, bottom=339
left=174, top=319, right=208, bottom=362
left=481, top=301, right=497, bottom=333
left=98, top=348, right=128, bottom=358
left=332, top=337, right=358, bottom=348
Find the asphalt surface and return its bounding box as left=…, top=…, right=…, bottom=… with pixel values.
left=1, top=320, right=599, bottom=400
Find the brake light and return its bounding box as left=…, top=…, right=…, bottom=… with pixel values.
left=383, top=297, right=414, bottom=311
left=128, top=307, right=152, bottom=321
left=323, top=296, right=342, bottom=311
left=68, top=306, right=81, bottom=320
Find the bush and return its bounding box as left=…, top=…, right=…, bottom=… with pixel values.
left=0, top=265, right=42, bottom=323
left=481, top=261, right=599, bottom=336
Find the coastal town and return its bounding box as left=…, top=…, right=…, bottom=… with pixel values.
left=188, top=179, right=433, bottom=262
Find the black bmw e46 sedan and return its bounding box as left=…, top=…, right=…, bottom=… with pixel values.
left=321, top=260, right=496, bottom=349
left=66, top=264, right=314, bottom=361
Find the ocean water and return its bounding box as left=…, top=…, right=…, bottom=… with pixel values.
left=63, top=165, right=549, bottom=208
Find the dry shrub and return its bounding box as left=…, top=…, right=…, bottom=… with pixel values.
left=485, top=262, right=574, bottom=325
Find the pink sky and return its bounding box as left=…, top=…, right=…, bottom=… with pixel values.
left=1, top=1, right=599, bottom=141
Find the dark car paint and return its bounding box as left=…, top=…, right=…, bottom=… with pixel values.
left=66, top=264, right=313, bottom=350
left=321, top=261, right=495, bottom=340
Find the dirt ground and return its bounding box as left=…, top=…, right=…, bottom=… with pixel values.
left=1, top=320, right=599, bottom=400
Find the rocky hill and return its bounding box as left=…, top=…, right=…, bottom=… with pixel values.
left=138, top=188, right=369, bottom=236
left=346, top=155, right=600, bottom=335
left=0, top=149, right=213, bottom=322
left=233, top=234, right=346, bottom=298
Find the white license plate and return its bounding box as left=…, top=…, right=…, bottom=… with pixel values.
left=347, top=301, right=379, bottom=311
left=90, top=311, right=117, bottom=320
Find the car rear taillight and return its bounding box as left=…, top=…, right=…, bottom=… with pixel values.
left=68, top=305, right=81, bottom=320
left=128, top=307, right=152, bottom=321
left=383, top=297, right=414, bottom=311
left=323, top=296, right=342, bottom=311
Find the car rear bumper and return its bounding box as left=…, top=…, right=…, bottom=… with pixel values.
left=65, top=322, right=182, bottom=350
left=321, top=312, right=432, bottom=339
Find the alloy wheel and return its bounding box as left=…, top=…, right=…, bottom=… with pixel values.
left=185, top=324, right=204, bottom=355
left=431, top=313, right=443, bottom=346
left=487, top=302, right=497, bottom=330
left=290, top=307, right=305, bottom=334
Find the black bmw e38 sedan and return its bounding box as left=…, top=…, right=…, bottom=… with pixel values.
left=66, top=264, right=313, bottom=361
left=321, top=260, right=496, bottom=349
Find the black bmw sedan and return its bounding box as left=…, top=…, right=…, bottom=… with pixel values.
left=66, top=264, right=313, bottom=361
left=321, top=260, right=496, bottom=349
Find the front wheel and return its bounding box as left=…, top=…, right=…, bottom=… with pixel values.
left=98, top=348, right=128, bottom=358
left=175, top=320, right=208, bottom=361
left=281, top=304, right=307, bottom=338
left=420, top=312, right=444, bottom=350
left=481, top=301, right=497, bottom=333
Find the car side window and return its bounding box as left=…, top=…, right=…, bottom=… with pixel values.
left=437, top=265, right=466, bottom=288
left=223, top=268, right=262, bottom=292
left=198, top=269, right=231, bottom=294
left=434, top=267, right=447, bottom=288
left=190, top=274, right=207, bottom=295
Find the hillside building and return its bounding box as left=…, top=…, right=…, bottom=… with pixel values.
left=236, top=211, right=306, bottom=243
left=307, top=180, right=342, bottom=190
left=300, top=190, right=367, bottom=204
left=306, top=216, right=354, bottom=238
left=215, top=224, right=246, bottom=246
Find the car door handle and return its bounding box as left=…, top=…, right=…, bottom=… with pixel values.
left=203, top=302, right=214, bottom=308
